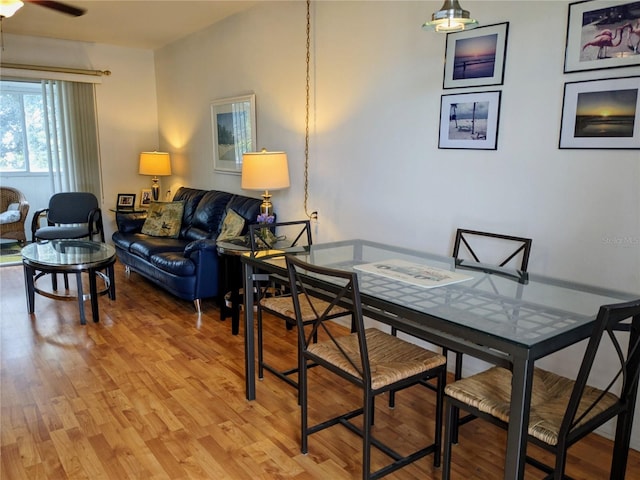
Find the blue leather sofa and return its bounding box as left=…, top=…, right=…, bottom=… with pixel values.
left=112, top=187, right=261, bottom=315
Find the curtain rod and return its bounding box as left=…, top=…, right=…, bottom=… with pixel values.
left=0, top=62, right=111, bottom=77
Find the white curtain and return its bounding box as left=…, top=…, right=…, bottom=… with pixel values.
left=41, top=80, right=101, bottom=197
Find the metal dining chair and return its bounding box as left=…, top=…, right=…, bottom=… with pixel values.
left=446, top=228, right=532, bottom=439
left=249, top=220, right=351, bottom=392
left=442, top=299, right=640, bottom=480
left=286, top=254, right=447, bottom=480
left=389, top=229, right=532, bottom=416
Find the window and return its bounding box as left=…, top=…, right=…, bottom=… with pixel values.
left=0, top=78, right=101, bottom=198
left=0, top=80, right=54, bottom=173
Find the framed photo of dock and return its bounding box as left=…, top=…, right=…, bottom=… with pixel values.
left=211, top=94, right=256, bottom=174
left=438, top=91, right=502, bottom=150
left=443, top=22, right=509, bottom=89
left=564, top=1, right=640, bottom=74
left=559, top=76, right=640, bottom=149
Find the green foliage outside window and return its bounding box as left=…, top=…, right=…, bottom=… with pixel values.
left=0, top=81, right=53, bottom=173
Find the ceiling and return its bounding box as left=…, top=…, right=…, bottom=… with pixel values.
left=2, top=0, right=259, bottom=50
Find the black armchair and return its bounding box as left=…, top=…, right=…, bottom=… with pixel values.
left=32, top=192, right=104, bottom=243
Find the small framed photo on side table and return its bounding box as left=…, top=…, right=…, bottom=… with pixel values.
left=116, top=193, right=136, bottom=210
left=140, top=189, right=152, bottom=208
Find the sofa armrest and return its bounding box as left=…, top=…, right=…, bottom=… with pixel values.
left=116, top=212, right=147, bottom=233
left=184, top=239, right=218, bottom=258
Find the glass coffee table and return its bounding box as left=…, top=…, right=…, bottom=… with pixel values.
left=22, top=240, right=116, bottom=324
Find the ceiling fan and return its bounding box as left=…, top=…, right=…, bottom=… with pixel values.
left=0, top=0, right=86, bottom=18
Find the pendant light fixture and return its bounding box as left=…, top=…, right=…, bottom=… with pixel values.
left=0, top=1, right=23, bottom=19
left=422, top=0, right=478, bottom=33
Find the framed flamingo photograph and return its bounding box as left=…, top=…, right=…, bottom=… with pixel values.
left=564, top=1, right=640, bottom=73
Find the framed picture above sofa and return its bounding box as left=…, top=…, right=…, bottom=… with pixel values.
left=211, top=94, right=257, bottom=174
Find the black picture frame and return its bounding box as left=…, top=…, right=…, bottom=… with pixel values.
left=564, top=1, right=640, bottom=73
left=438, top=91, right=502, bottom=150
left=211, top=94, right=256, bottom=174
left=116, top=193, right=136, bottom=209
left=559, top=75, right=640, bottom=149
left=443, top=22, right=509, bottom=89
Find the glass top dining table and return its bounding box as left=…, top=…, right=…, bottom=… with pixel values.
left=240, top=239, right=640, bottom=480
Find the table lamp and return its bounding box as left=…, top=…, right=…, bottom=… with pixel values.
left=241, top=149, right=290, bottom=216
left=139, top=151, right=171, bottom=201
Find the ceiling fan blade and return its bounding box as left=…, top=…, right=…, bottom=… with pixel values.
left=27, top=0, right=86, bottom=17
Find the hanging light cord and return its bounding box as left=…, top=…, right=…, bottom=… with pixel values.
left=303, top=0, right=315, bottom=220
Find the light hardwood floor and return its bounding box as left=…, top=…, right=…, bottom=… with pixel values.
left=1, top=261, right=639, bottom=479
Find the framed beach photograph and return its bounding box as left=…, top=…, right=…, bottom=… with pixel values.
left=116, top=193, right=136, bottom=210
left=559, top=76, right=640, bottom=149
left=139, top=189, right=152, bottom=208
left=211, top=94, right=256, bottom=174
left=438, top=91, right=502, bottom=150
left=443, top=22, right=509, bottom=89
left=564, top=1, right=640, bottom=73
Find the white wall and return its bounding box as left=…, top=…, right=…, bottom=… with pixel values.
left=154, top=1, right=640, bottom=449
left=0, top=33, right=160, bottom=240
left=2, top=0, right=639, bottom=451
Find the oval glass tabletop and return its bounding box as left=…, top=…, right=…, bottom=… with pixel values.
left=22, top=240, right=116, bottom=267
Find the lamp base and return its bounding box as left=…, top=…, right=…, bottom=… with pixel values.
left=151, top=177, right=160, bottom=201
left=260, top=191, right=273, bottom=217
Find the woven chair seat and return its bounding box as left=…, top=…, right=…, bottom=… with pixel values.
left=308, top=328, right=446, bottom=390
left=444, top=366, right=619, bottom=446
left=260, top=294, right=348, bottom=322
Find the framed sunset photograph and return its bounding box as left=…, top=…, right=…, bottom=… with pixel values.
left=559, top=76, right=640, bottom=149
left=443, top=22, right=509, bottom=89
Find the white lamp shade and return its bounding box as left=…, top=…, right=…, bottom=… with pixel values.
left=241, top=150, right=290, bottom=191
left=0, top=0, right=24, bottom=18
left=139, top=151, right=172, bottom=176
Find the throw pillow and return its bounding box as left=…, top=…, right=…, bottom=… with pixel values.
left=0, top=210, right=20, bottom=224
left=141, top=201, right=184, bottom=238
left=217, top=209, right=245, bottom=241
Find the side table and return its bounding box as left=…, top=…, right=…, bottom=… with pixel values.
left=216, top=241, right=251, bottom=335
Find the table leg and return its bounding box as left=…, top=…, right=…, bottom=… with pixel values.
left=244, top=261, right=256, bottom=400
left=76, top=272, right=87, bottom=325
left=107, top=264, right=116, bottom=300
left=503, top=355, right=534, bottom=480
left=89, top=268, right=100, bottom=323
left=23, top=264, right=35, bottom=314
left=230, top=284, right=241, bottom=336
left=219, top=254, right=232, bottom=321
